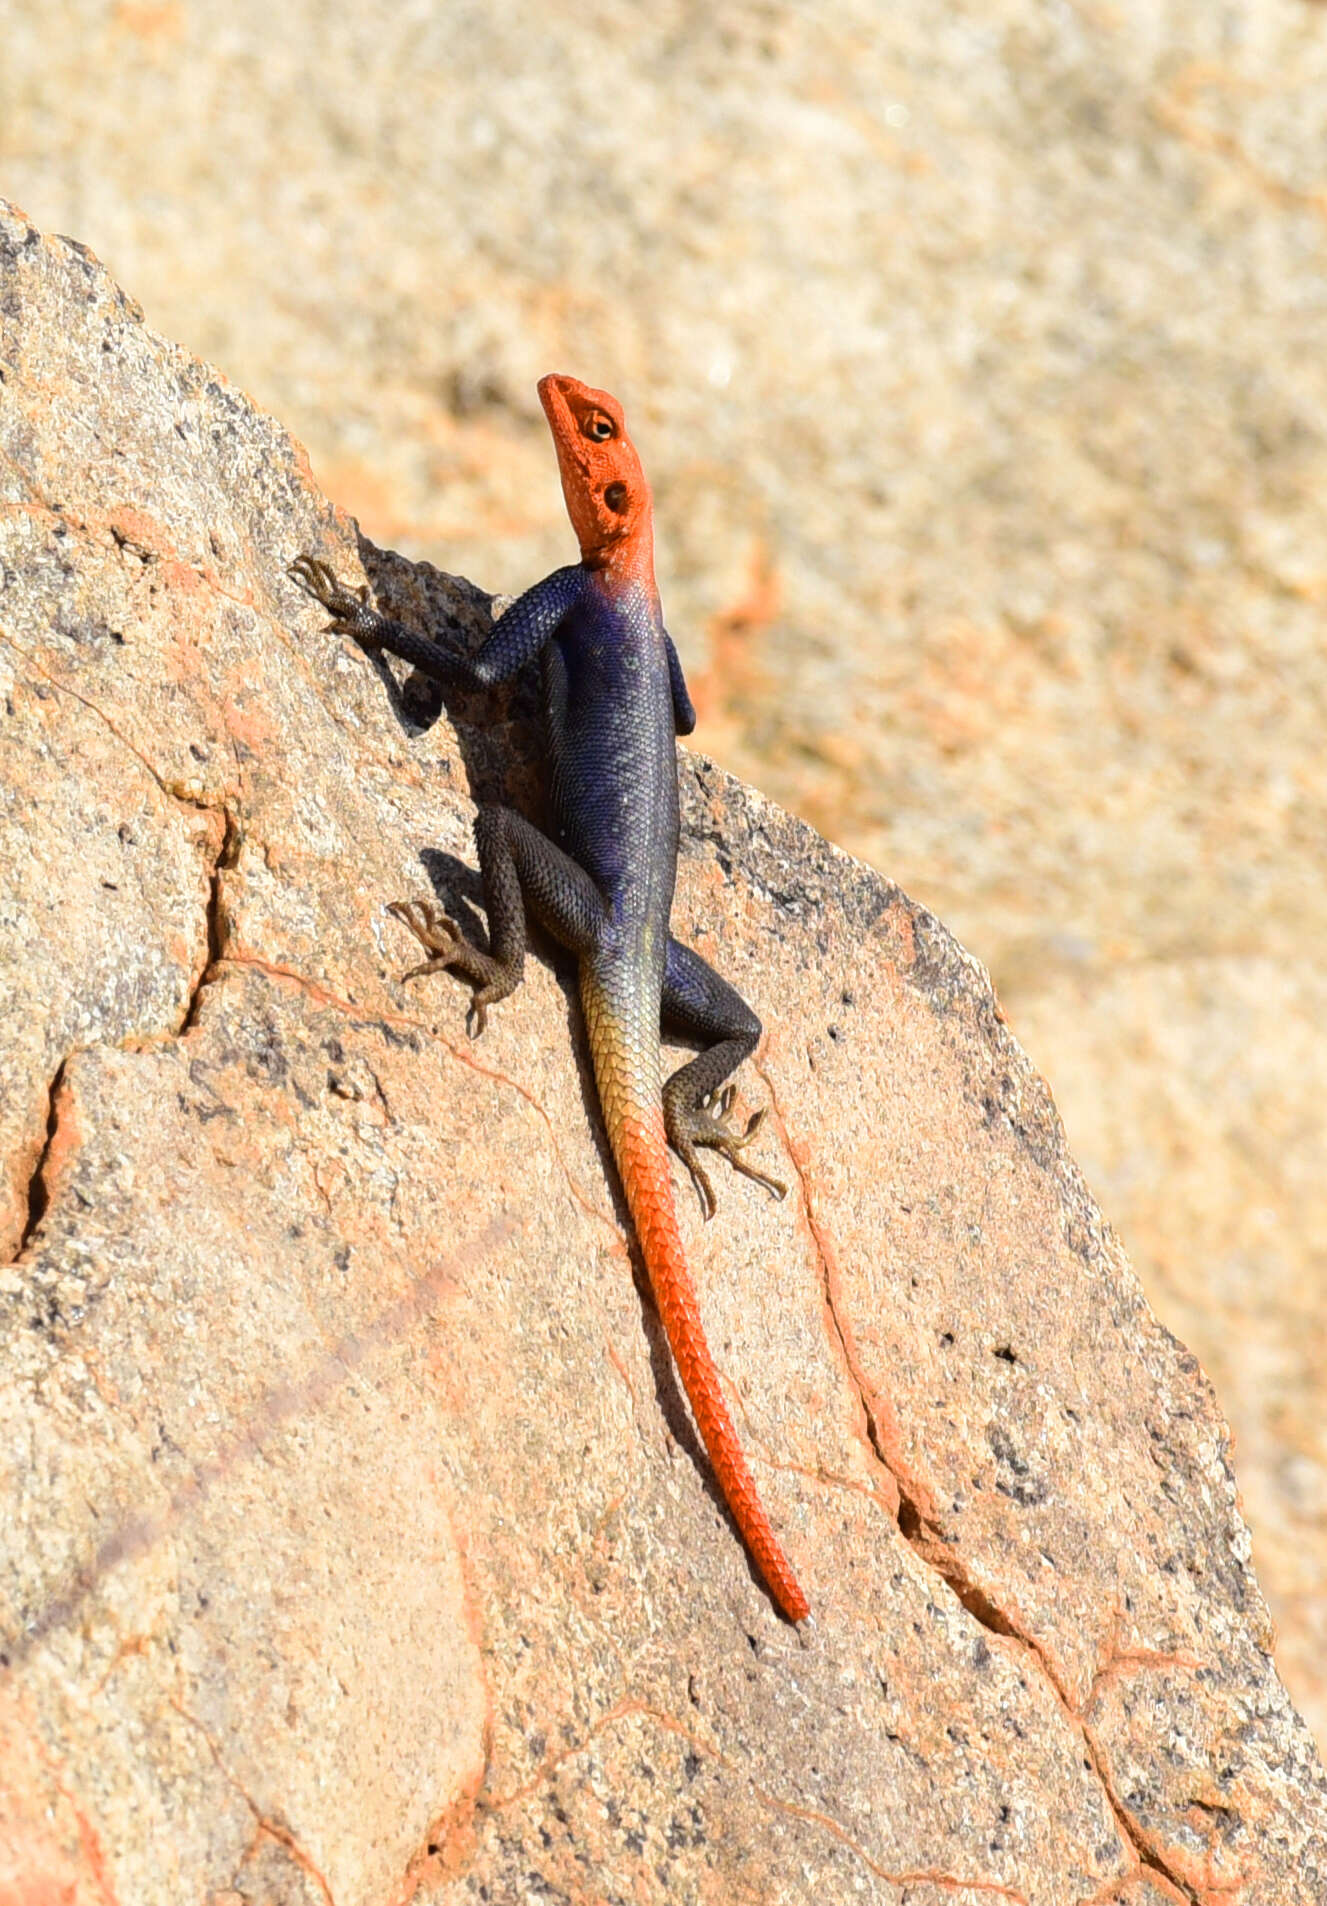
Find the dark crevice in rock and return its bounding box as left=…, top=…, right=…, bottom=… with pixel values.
left=1133, top=1843, right=1202, bottom=1906
left=181, top=804, right=240, bottom=1031
left=11, top=1060, right=66, bottom=1265
left=896, top=1477, right=1203, bottom=1904
left=898, top=1458, right=1201, bottom=1903
left=896, top=1496, right=1017, bottom=1639
left=889, top=1413, right=1202, bottom=1902
left=204, top=805, right=240, bottom=967
left=760, top=1054, right=1205, bottom=1905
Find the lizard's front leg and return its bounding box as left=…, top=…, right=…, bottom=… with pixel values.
left=661, top=937, right=788, bottom=1218
left=394, top=805, right=605, bottom=1035
left=288, top=554, right=471, bottom=680
left=289, top=552, right=585, bottom=687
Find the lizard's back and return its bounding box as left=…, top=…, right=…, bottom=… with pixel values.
left=544, top=575, right=679, bottom=964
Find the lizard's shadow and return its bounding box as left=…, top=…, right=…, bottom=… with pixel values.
left=352, top=534, right=775, bottom=1603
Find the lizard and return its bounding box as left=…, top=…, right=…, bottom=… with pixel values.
left=288, top=373, right=810, bottom=1627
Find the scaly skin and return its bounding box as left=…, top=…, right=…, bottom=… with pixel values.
left=289, top=375, right=809, bottom=1626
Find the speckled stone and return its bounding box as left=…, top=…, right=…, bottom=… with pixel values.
left=2, top=199, right=1325, bottom=1904
left=5, top=1, right=1326, bottom=1757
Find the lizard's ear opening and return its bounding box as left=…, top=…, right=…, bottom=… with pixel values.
left=603, top=482, right=629, bottom=513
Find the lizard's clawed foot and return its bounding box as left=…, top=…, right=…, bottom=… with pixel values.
left=288, top=554, right=383, bottom=645
left=387, top=898, right=514, bottom=1037
left=389, top=897, right=465, bottom=967
left=667, top=1085, right=788, bottom=1220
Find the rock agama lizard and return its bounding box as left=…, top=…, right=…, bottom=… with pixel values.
left=289, top=374, right=810, bottom=1626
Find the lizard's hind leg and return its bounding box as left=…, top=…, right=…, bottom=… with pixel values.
left=661, top=938, right=787, bottom=1219
left=393, top=804, right=605, bottom=1036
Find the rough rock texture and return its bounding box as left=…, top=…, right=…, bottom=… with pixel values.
left=5, top=0, right=1325, bottom=1756
left=3, top=203, right=1327, bottom=1905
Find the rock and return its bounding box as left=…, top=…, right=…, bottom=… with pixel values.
left=1010, top=953, right=1327, bottom=1783
left=7, top=0, right=1327, bottom=1755
left=2, top=199, right=1325, bottom=1903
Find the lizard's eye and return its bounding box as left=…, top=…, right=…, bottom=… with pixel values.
left=603, top=482, right=628, bottom=512
left=585, top=413, right=616, bottom=441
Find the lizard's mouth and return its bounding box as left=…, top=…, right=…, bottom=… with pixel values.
left=537, top=371, right=575, bottom=438
left=537, top=373, right=605, bottom=475
left=537, top=375, right=591, bottom=489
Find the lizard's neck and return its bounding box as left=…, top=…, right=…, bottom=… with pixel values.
left=580, top=526, right=656, bottom=594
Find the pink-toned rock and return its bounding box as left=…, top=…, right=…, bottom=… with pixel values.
left=2, top=199, right=1325, bottom=1903
left=7, top=0, right=1327, bottom=1759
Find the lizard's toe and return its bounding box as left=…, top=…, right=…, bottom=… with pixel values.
left=389, top=897, right=463, bottom=959
left=678, top=1146, right=718, bottom=1221
left=668, top=1096, right=786, bottom=1207
left=287, top=553, right=370, bottom=626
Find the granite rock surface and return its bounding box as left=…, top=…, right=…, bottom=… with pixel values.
left=4, top=0, right=1325, bottom=1752
left=3, top=201, right=1327, bottom=1904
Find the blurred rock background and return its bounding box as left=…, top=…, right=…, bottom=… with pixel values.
left=4, top=0, right=1325, bottom=1749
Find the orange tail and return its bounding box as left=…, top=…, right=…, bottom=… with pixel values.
left=610, top=1100, right=810, bottom=1625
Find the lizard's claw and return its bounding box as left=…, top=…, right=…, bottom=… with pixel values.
left=669, top=1090, right=788, bottom=1219
left=682, top=1156, right=718, bottom=1223
left=288, top=553, right=379, bottom=642
left=388, top=897, right=468, bottom=987
left=702, top=1100, right=789, bottom=1204
left=388, top=897, right=463, bottom=959
left=387, top=897, right=511, bottom=1039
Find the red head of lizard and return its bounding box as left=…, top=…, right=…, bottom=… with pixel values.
left=538, top=374, right=655, bottom=585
